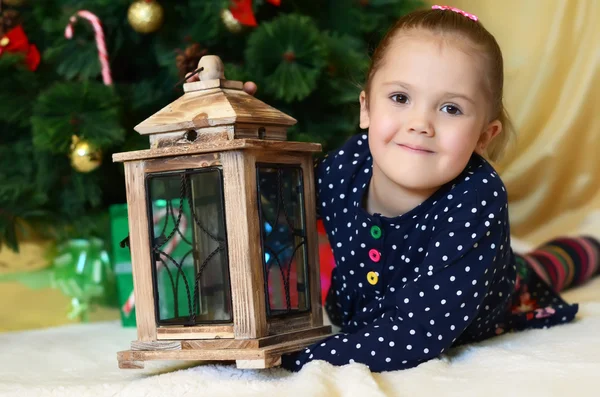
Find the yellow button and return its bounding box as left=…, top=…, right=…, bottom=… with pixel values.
left=0, top=37, right=9, bottom=47
left=367, top=271, right=379, bottom=285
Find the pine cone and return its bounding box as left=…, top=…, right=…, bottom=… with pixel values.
left=175, top=43, right=208, bottom=79
left=0, top=10, right=21, bottom=36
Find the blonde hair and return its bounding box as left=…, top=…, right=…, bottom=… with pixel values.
left=364, top=9, right=515, bottom=162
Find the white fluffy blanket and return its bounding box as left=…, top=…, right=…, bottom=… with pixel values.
left=1, top=276, right=600, bottom=397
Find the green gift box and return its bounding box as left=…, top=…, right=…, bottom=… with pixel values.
left=109, top=204, right=137, bottom=327
left=109, top=202, right=197, bottom=327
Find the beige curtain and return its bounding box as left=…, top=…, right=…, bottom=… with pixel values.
left=424, top=0, right=600, bottom=246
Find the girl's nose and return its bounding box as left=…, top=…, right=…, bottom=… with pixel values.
left=407, top=113, right=434, bottom=136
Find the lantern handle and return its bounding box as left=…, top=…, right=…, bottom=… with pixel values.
left=176, top=66, right=204, bottom=88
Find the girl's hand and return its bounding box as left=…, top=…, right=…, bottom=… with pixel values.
left=185, top=71, right=257, bottom=96
left=241, top=81, right=258, bottom=96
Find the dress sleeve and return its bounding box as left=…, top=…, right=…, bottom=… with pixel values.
left=324, top=267, right=344, bottom=327
left=282, top=187, right=511, bottom=372
left=313, top=153, right=330, bottom=220
left=312, top=134, right=367, bottom=221
left=315, top=153, right=346, bottom=326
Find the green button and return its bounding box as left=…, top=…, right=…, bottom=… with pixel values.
left=370, top=225, right=382, bottom=239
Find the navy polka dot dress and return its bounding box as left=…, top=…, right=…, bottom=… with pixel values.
left=281, top=134, right=579, bottom=373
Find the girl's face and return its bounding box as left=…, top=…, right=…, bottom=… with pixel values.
left=360, top=31, right=502, bottom=195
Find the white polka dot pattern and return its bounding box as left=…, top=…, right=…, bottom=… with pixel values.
left=281, top=134, right=574, bottom=373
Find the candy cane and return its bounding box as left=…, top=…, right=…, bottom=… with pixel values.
left=152, top=209, right=188, bottom=270
left=121, top=291, right=135, bottom=318
left=122, top=209, right=187, bottom=317
left=64, top=10, right=113, bottom=85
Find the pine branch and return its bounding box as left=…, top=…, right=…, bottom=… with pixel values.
left=31, top=81, right=124, bottom=154
left=0, top=55, right=40, bottom=127
left=246, top=13, right=327, bottom=102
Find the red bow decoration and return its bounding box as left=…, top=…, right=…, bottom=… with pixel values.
left=0, top=25, right=40, bottom=71
left=229, top=0, right=281, bottom=27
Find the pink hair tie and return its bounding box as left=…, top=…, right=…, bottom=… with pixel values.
left=431, top=5, right=478, bottom=22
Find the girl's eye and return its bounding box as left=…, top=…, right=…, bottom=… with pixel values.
left=390, top=94, right=409, bottom=104
left=441, top=104, right=463, bottom=115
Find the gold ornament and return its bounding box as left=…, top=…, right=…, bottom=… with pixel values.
left=70, top=136, right=102, bottom=173
left=127, top=0, right=164, bottom=34
left=220, top=9, right=242, bottom=33
left=2, top=0, right=26, bottom=6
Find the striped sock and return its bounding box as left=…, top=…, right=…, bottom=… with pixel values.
left=518, top=236, right=600, bottom=292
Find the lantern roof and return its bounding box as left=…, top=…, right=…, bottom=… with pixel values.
left=133, top=55, right=296, bottom=140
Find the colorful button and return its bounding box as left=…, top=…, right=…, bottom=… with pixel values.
left=367, top=271, right=379, bottom=285
left=368, top=248, right=381, bottom=262
left=370, top=225, right=382, bottom=239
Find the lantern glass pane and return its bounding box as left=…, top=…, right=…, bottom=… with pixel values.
left=257, top=164, right=311, bottom=317
left=147, top=168, right=232, bottom=325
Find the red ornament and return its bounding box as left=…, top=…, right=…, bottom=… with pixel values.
left=0, top=25, right=40, bottom=71
left=282, top=50, right=296, bottom=63
left=229, top=0, right=257, bottom=27
left=228, top=0, right=281, bottom=27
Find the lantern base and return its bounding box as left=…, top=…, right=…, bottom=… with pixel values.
left=117, top=325, right=332, bottom=370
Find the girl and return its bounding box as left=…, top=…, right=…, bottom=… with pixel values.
left=188, top=5, right=600, bottom=373
left=279, top=5, right=600, bottom=372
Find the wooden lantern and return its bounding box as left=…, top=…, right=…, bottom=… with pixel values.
left=114, top=56, right=331, bottom=369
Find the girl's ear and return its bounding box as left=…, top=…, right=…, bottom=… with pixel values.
left=475, top=119, right=502, bottom=156
left=359, top=90, right=370, bottom=129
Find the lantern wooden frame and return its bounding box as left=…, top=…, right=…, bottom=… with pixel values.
left=113, top=57, right=331, bottom=369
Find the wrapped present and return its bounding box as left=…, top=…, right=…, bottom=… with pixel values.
left=109, top=204, right=137, bottom=327
left=110, top=202, right=196, bottom=326
left=317, top=219, right=335, bottom=305
left=0, top=237, right=118, bottom=326
left=51, top=238, right=117, bottom=322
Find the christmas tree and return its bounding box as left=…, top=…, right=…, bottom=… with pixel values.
left=0, top=0, right=423, bottom=252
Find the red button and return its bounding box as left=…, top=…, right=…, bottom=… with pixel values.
left=368, top=249, right=381, bottom=262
